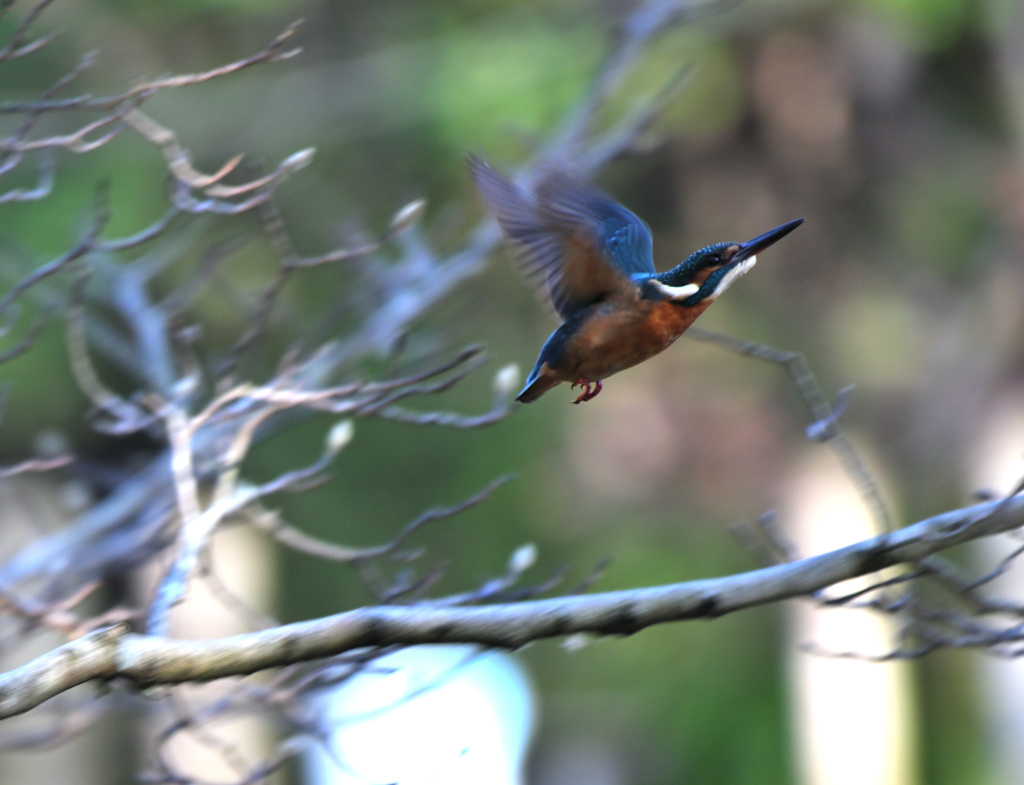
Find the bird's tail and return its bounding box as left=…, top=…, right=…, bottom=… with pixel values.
left=515, top=373, right=559, bottom=403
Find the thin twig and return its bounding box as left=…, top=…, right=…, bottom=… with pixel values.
left=0, top=454, right=72, bottom=480
left=0, top=20, right=303, bottom=112
left=0, top=0, right=57, bottom=62
left=687, top=327, right=893, bottom=533
left=0, top=186, right=110, bottom=317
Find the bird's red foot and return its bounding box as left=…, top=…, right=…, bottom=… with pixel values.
left=570, top=378, right=603, bottom=404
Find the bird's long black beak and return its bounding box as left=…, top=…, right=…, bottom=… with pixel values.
left=734, top=217, right=804, bottom=262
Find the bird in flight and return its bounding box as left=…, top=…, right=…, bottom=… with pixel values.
left=470, top=156, right=803, bottom=403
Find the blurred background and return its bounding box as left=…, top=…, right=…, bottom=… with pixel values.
left=2, top=0, right=1024, bottom=783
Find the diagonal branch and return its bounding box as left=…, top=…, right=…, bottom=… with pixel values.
left=687, top=327, right=893, bottom=532
left=1, top=493, right=1021, bottom=720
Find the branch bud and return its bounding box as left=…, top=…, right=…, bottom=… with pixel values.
left=493, top=363, right=520, bottom=398
left=281, top=147, right=316, bottom=172
left=389, top=198, right=427, bottom=234
left=561, top=633, right=594, bottom=652
left=508, top=542, right=537, bottom=574
left=325, top=419, right=355, bottom=454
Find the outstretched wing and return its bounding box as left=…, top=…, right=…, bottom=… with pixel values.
left=469, top=155, right=655, bottom=320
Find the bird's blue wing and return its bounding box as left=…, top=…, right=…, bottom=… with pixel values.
left=589, top=200, right=657, bottom=279
left=470, top=156, right=654, bottom=319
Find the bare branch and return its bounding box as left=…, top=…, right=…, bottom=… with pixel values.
left=687, top=327, right=893, bottom=533
left=0, top=454, right=72, bottom=480
left=0, top=0, right=57, bottom=62
left=0, top=185, right=110, bottom=318
left=0, top=148, right=53, bottom=203
left=124, top=108, right=315, bottom=211
left=0, top=304, right=50, bottom=364
left=252, top=475, right=511, bottom=564
left=545, top=0, right=738, bottom=168
left=95, top=206, right=183, bottom=253
left=65, top=269, right=154, bottom=433
left=0, top=20, right=303, bottom=113
left=2, top=493, right=1021, bottom=719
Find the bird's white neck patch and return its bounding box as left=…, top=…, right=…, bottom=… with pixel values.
left=649, top=280, right=700, bottom=301
left=709, top=256, right=756, bottom=300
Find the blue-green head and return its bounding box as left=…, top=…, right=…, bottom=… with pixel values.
left=655, top=218, right=804, bottom=306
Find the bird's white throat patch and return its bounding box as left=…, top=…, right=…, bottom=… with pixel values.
left=649, top=280, right=700, bottom=300
left=710, top=255, right=756, bottom=300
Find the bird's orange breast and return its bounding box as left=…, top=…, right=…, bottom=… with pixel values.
left=558, top=299, right=710, bottom=382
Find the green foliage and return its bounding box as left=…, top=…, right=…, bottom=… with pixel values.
left=860, top=0, right=973, bottom=50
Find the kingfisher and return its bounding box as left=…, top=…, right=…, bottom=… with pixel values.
left=470, top=155, right=803, bottom=404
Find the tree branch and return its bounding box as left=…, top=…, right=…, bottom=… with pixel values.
left=2, top=493, right=1020, bottom=720
left=688, top=327, right=893, bottom=532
